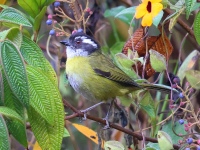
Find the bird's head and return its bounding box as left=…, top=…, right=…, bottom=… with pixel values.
left=60, top=31, right=100, bottom=58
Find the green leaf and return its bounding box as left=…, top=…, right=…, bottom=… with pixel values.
left=1, top=40, right=30, bottom=108
left=20, top=36, right=57, bottom=85
left=162, top=120, right=187, bottom=144
left=145, top=148, right=156, bottom=150
left=185, top=0, right=195, bottom=19
left=63, top=128, right=70, bottom=138
left=194, top=11, right=200, bottom=45
left=0, top=106, right=24, bottom=123
left=185, top=70, right=200, bottom=89
left=0, top=7, right=32, bottom=27
left=0, top=72, right=3, bottom=106
left=27, top=66, right=56, bottom=124
left=149, top=49, right=166, bottom=72
left=28, top=106, right=64, bottom=150
left=0, top=29, right=11, bottom=40
left=17, top=0, right=54, bottom=18
left=6, top=28, right=22, bottom=49
left=157, top=131, right=173, bottom=150
left=2, top=72, right=27, bottom=147
left=34, top=6, right=47, bottom=31
left=114, top=53, right=138, bottom=79
left=153, top=10, right=163, bottom=27
left=146, top=142, right=160, bottom=150
left=169, top=7, right=185, bottom=31
left=139, top=91, right=156, bottom=118
left=0, top=27, right=22, bottom=49
left=104, top=140, right=125, bottom=150
left=110, top=42, right=125, bottom=56
left=115, top=6, right=136, bottom=25
left=104, top=6, right=126, bottom=18
left=177, top=50, right=200, bottom=83
left=0, top=115, right=10, bottom=150
left=27, top=66, right=64, bottom=150
left=0, top=4, right=9, bottom=9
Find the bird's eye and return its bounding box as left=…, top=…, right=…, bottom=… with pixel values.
left=76, top=40, right=81, bottom=44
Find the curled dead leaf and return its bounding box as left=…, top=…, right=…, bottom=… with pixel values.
left=122, top=27, right=173, bottom=79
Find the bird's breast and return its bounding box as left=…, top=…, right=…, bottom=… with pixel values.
left=66, top=57, right=97, bottom=100
left=66, top=56, right=131, bottom=101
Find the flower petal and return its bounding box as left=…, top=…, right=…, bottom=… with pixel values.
left=151, top=3, right=163, bottom=17
left=141, top=13, right=153, bottom=26
left=135, top=3, right=148, bottom=19
left=150, top=0, right=162, bottom=2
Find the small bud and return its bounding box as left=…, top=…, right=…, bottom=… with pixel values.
left=85, top=8, right=90, bottom=12
left=189, top=88, right=194, bottom=93
left=180, top=102, right=185, bottom=106
left=89, top=11, right=93, bottom=15
left=169, top=104, right=175, bottom=109
left=48, top=14, right=53, bottom=19
left=197, top=139, right=200, bottom=145
left=72, top=30, right=77, bottom=34
left=172, top=84, right=177, bottom=88
left=184, top=126, right=189, bottom=132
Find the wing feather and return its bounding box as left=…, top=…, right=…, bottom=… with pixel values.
left=89, top=51, right=140, bottom=88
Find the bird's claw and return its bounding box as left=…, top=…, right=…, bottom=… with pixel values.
left=80, top=110, right=87, bottom=121
left=102, top=116, right=110, bottom=129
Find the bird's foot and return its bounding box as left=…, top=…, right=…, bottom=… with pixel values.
left=80, top=109, right=88, bottom=121
left=102, top=115, right=110, bottom=129
left=79, top=102, right=105, bottom=121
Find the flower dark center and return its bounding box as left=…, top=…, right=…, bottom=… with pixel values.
left=147, top=1, right=152, bottom=13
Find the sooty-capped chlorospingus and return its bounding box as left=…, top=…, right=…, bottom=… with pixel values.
left=60, top=31, right=178, bottom=127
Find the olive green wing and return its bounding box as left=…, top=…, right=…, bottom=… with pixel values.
left=89, top=51, right=140, bottom=88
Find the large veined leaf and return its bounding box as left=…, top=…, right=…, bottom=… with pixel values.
left=0, top=106, right=24, bottom=123
left=1, top=40, right=29, bottom=107
left=0, top=71, right=3, bottom=106
left=0, top=7, right=32, bottom=27
left=0, top=27, right=22, bottom=49
left=2, top=72, right=27, bottom=147
left=27, top=66, right=64, bottom=150
left=20, top=36, right=57, bottom=85
left=194, top=11, right=200, bottom=45
left=0, top=115, right=10, bottom=150
left=27, top=66, right=56, bottom=124
left=6, top=28, right=22, bottom=49
left=0, top=29, right=11, bottom=40
left=185, top=0, right=195, bottom=19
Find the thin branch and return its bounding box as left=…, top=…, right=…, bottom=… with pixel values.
left=63, top=100, right=180, bottom=149
left=164, top=8, right=195, bottom=39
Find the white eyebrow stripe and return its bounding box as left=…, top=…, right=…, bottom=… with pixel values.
left=82, top=38, right=97, bottom=48
left=75, top=36, right=87, bottom=40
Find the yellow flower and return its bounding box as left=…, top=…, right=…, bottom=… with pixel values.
left=135, top=0, right=163, bottom=27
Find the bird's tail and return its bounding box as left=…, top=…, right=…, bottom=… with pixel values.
left=139, top=83, right=180, bottom=94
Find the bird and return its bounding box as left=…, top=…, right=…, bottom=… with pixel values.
left=60, top=30, right=179, bottom=128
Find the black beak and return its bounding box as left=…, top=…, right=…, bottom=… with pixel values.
left=60, top=40, right=70, bottom=46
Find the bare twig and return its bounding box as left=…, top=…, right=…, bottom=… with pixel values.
left=63, top=100, right=180, bottom=149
